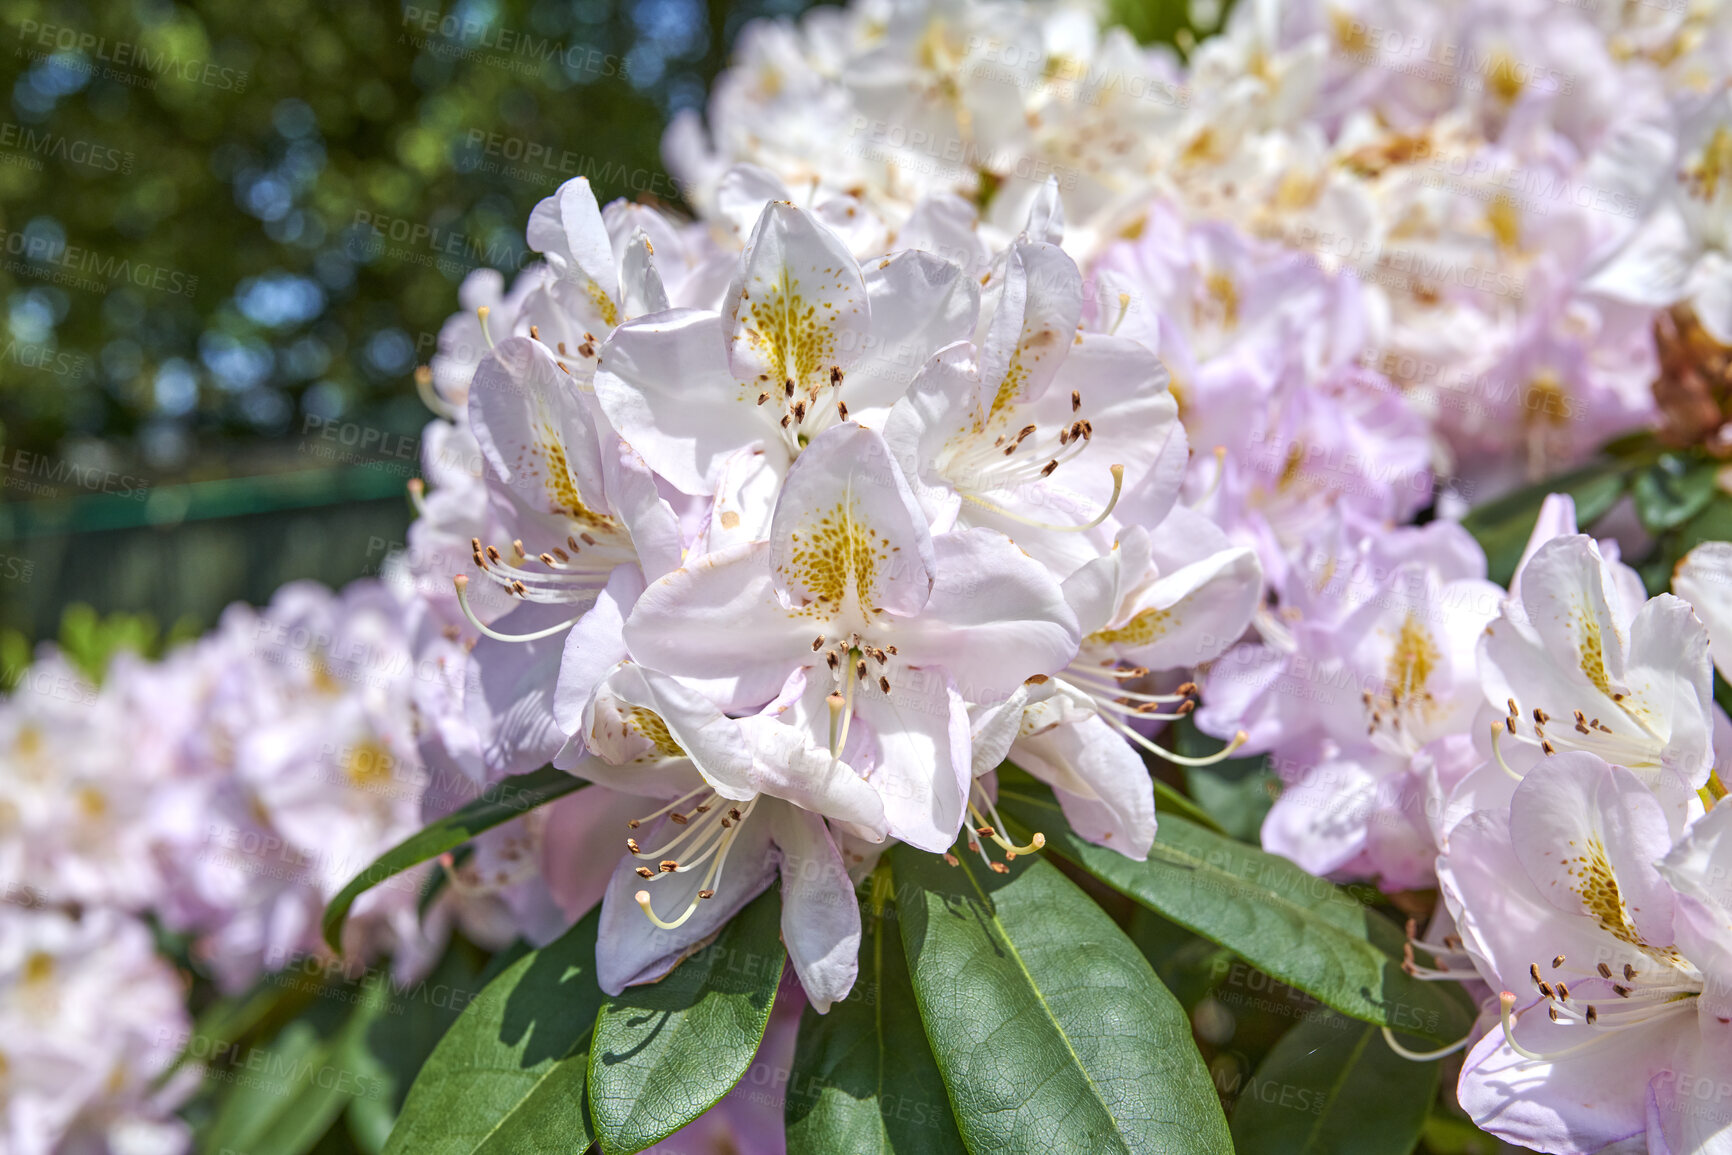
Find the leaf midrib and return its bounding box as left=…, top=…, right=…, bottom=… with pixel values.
left=949, top=854, right=1133, bottom=1154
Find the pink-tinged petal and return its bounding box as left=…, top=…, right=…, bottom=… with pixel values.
left=1061, top=527, right=1155, bottom=637
left=469, top=337, right=612, bottom=521
left=594, top=813, right=777, bottom=994
left=1258, top=758, right=1378, bottom=879
left=624, top=542, right=814, bottom=711
left=1658, top=802, right=1732, bottom=1024
left=553, top=566, right=642, bottom=737
left=1439, top=807, right=1647, bottom=998
left=1457, top=1003, right=1676, bottom=1154
left=771, top=803, right=863, bottom=1013
left=1675, top=542, right=1732, bottom=686
left=769, top=423, right=936, bottom=619
left=1515, top=536, right=1629, bottom=694
left=723, top=202, right=868, bottom=401
left=594, top=309, right=775, bottom=496
left=541, top=786, right=653, bottom=922
left=739, top=715, right=886, bottom=836
left=560, top=748, right=712, bottom=802
left=465, top=601, right=577, bottom=776
left=845, top=250, right=978, bottom=419
left=977, top=242, right=1082, bottom=409
left=1510, top=754, right=1676, bottom=949
left=1646, top=1043, right=1732, bottom=1155
left=1624, top=594, right=1716, bottom=786
left=604, top=664, right=756, bottom=800
left=1094, top=547, right=1263, bottom=671
left=891, top=528, right=1079, bottom=701
left=1011, top=711, right=1155, bottom=860
left=880, top=341, right=974, bottom=530
left=1508, top=494, right=1581, bottom=607
left=969, top=686, right=1029, bottom=777
left=618, top=229, right=670, bottom=320
left=853, top=673, right=971, bottom=853
left=526, top=177, right=620, bottom=319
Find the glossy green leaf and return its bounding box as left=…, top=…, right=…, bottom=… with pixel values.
left=345, top=943, right=493, bottom=1153
left=1229, top=1009, right=1439, bottom=1155
left=589, top=888, right=786, bottom=1155
left=323, top=769, right=585, bottom=951
left=383, top=911, right=606, bottom=1155
left=785, top=868, right=966, bottom=1154
left=891, top=844, right=1231, bottom=1155
left=1632, top=453, right=1718, bottom=532
left=996, top=784, right=1470, bottom=1044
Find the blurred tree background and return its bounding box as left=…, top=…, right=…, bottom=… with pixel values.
left=0, top=0, right=1211, bottom=658
left=0, top=0, right=822, bottom=649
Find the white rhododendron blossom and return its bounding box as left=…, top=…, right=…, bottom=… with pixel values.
left=398, top=171, right=1265, bottom=1011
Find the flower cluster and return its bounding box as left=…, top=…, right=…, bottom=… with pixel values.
left=408, top=171, right=1262, bottom=1008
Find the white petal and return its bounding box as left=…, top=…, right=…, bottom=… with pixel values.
left=594, top=309, right=774, bottom=496
left=1012, top=712, right=1155, bottom=859
left=1676, top=542, right=1732, bottom=685
left=771, top=803, right=863, bottom=1013
left=769, top=423, right=936, bottom=619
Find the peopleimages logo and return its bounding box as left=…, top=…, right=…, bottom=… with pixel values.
left=0, top=228, right=198, bottom=298
left=15, top=21, right=250, bottom=91
left=0, top=122, right=133, bottom=173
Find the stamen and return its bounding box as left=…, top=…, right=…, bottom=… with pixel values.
left=1490, top=722, right=1525, bottom=782
left=477, top=305, right=495, bottom=348
left=960, top=464, right=1126, bottom=533
left=453, top=576, right=585, bottom=643
left=1381, top=1026, right=1470, bottom=1061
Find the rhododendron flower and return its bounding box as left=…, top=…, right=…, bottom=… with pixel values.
left=1439, top=754, right=1732, bottom=1154
left=626, top=421, right=1080, bottom=852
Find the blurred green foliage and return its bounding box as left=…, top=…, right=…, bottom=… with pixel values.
left=0, top=0, right=812, bottom=479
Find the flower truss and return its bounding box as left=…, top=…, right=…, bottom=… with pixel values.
left=5, top=0, right=1732, bottom=1152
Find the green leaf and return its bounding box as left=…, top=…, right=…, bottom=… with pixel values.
left=323, top=769, right=585, bottom=951
left=1229, top=1009, right=1439, bottom=1155
left=785, top=868, right=966, bottom=1155
left=589, top=888, right=786, bottom=1155
left=383, top=911, right=606, bottom=1155
left=1172, top=718, right=1274, bottom=841
left=345, top=943, right=492, bottom=1153
left=996, top=783, right=1470, bottom=1044
left=200, top=990, right=384, bottom=1155
left=891, top=843, right=1231, bottom=1155
left=1462, top=456, right=1632, bottom=586
left=1632, top=453, right=1718, bottom=532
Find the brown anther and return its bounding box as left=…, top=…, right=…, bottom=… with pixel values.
left=659, top=860, right=677, bottom=873
left=529, top=324, right=540, bottom=340
left=793, top=401, right=807, bottom=422
left=826, top=652, right=840, bottom=670
left=1175, top=699, right=1196, bottom=715
left=1624, top=964, right=1637, bottom=980
left=1585, top=1005, right=1598, bottom=1024
left=540, top=553, right=558, bottom=566
left=989, top=862, right=1009, bottom=874
left=1406, top=918, right=1419, bottom=940
left=1533, top=708, right=1549, bottom=725
left=626, top=839, right=641, bottom=854
left=577, top=342, right=595, bottom=359
left=1538, top=980, right=1555, bottom=999
left=698, top=889, right=715, bottom=899
left=943, top=853, right=959, bottom=866
left=1530, top=963, right=1543, bottom=985
left=1542, top=740, right=1557, bottom=755
left=1071, top=389, right=1081, bottom=412
left=856, top=658, right=868, bottom=679
left=1614, top=984, right=1631, bottom=997
left=758, top=393, right=770, bottom=405
left=636, top=866, right=654, bottom=878
left=1555, top=981, right=1569, bottom=1002
left=568, top=536, right=581, bottom=551
left=1507, top=697, right=1518, bottom=717
left=967, top=841, right=980, bottom=854
left=784, top=378, right=795, bottom=397
left=813, top=636, right=825, bottom=651
left=1553, top=954, right=1566, bottom=969
left=627, top=819, right=641, bottom=829
left=1177, top=682, right=1198, bottom=697
left=729, top=808, right=742, bottom=821
left=837, top=401, right=849, bottom=420
left=552, top=548, right=570, bottom=562
left=829, top=366, right=843, bottom=385
left=1548, top=1005, right=1560, bottom=1022
left=1597, top=962, right=1612, bottom=978
left=486, top=546, right=502, bottom=563
left=694, top=804, right=710, bottom=813
left=669, top=813, right=688, bottom=825
left=581, top=533, right=597, bottom=546
left=1041, top=460, right=1059, bottom=477
left=510, top=580, right=527, bottom=597
left=781, top=414, right=792, bottom=428
left=878, top=676, right=890, bottom=694
left=977, top=825, right=995, bottom=837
